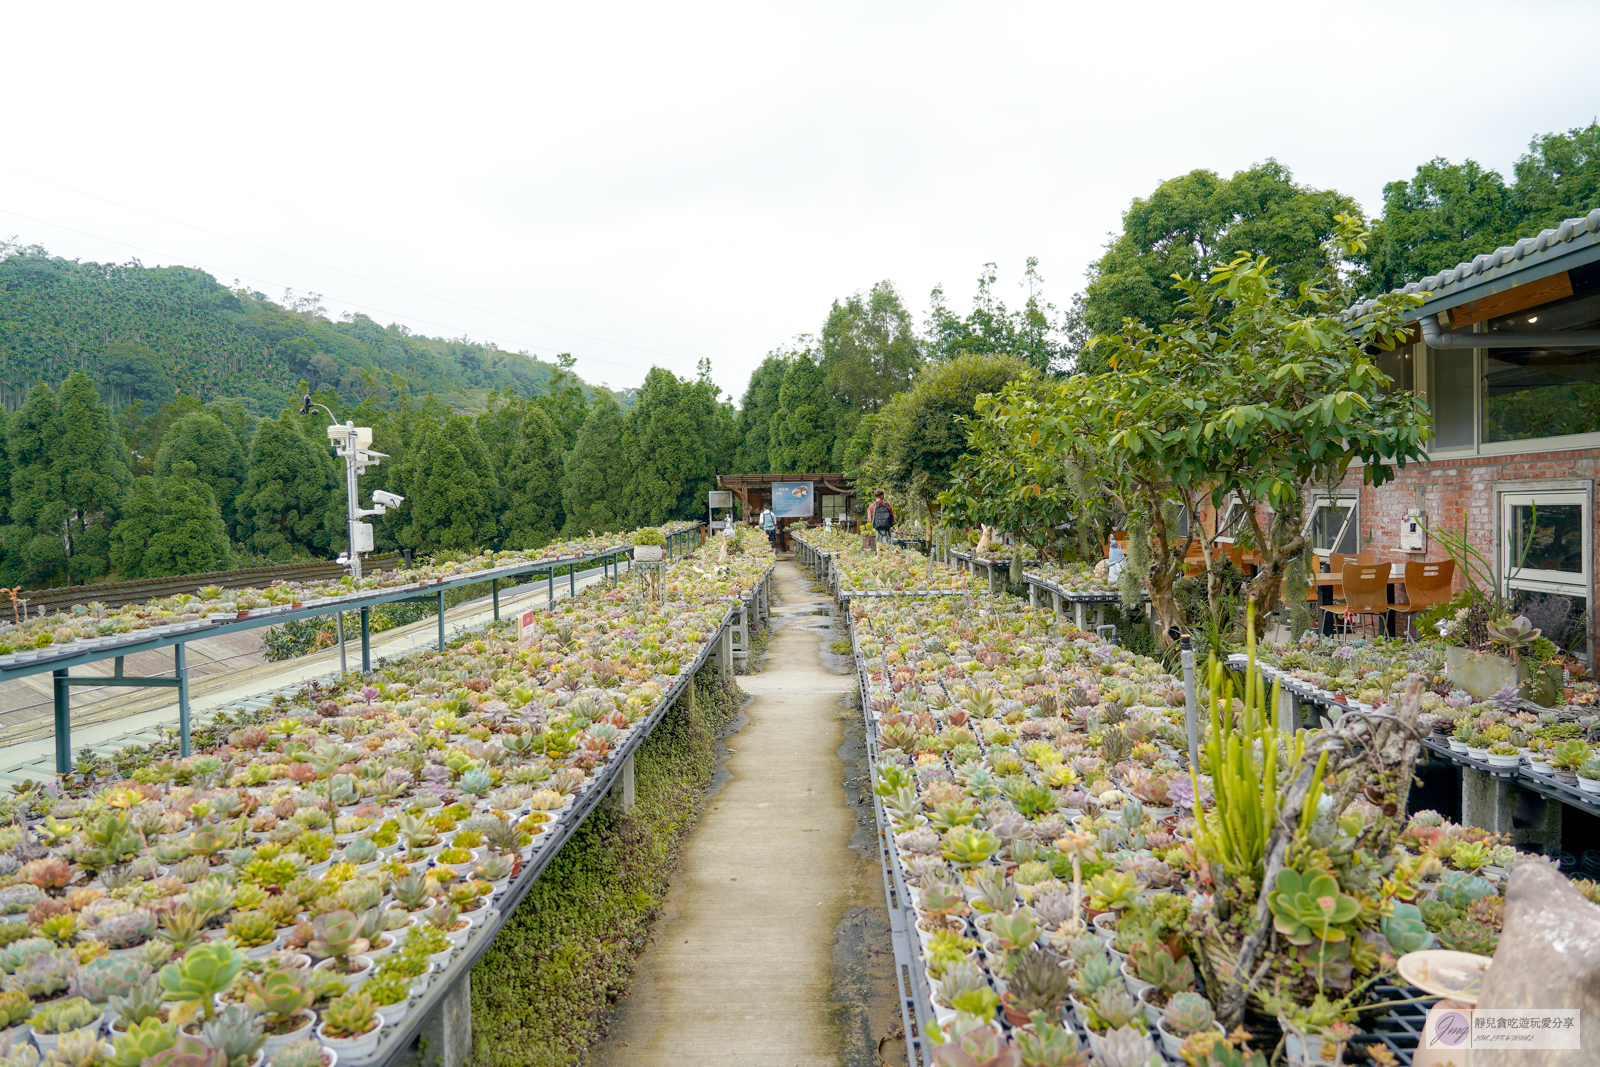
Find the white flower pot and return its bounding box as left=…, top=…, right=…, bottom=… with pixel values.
left=1485, top=753, right=1521, bottom=769
left=1447, top=739, right=1468, bottom=753
left=316, top=1014, right=383, bottom=1061
left=1466, top=747, right=1489, bottom=761
left=1120, top=960, right=1153, bottom=998
left=1156, top=1017, right=1225, bottom=1060
left=1578, top=777, right=1600, bottom=795
left=314, top=954, right=375, bottom=989
left=260, top=1011, right=316, bottom=1056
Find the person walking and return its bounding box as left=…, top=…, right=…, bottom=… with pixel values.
left=869, top=490, right=895, bottom=547
left=759, top=504, right=777, bottom=549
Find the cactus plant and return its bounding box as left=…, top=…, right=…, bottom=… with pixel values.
left=318, top=990, right=377, bottom=1039
left=107, top=1018, right=179, bottom=1067
left=108, top=975, right=164, bottom=1029
left=200, top=1004, right=266, bottom=1067
left=26, top=996, right=98, bottom=1035
left=1161, top=991, right=1216, bottom=1037
left=158, top=943, right=243, bottom=1024
left=69, top=953, right=151, bottom=1003
left=1267, top=869, right=1359, bottom=945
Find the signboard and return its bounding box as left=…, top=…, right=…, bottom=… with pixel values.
left=708, top=491, right=733, bottom=508
left=771, top=481, right=814, bottom=518
left=518, top=608, right=542, bottom=648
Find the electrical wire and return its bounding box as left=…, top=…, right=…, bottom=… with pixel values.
left=0, top=203, right=686, bottom=378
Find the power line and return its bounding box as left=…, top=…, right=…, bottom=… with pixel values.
left=0, top=206, right=663, bottom=377
left=0, top=164, right=697, bottom=366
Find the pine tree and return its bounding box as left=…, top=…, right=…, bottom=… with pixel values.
left=52, top=371, right=131, bottom=582
left=1, top=382, right=66, bottom=585
left=620, top=366, right=734, bottom=526
left=154, top=411, right=247, bottom=536
left=111, top=464, right=233, bottom=579
left=769, top=352, right=831, bottom=472
left=731, top=353, right=788, bottom=474
left=396, top=412, right=499, bottom=553
left=499, top=405, right=564, bottom=549
left=561, top=396, right=630, bottom=535
left=234, top=415, right=342, bottom=562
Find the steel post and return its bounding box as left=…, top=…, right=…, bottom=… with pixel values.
left=1181, top=637, right=1199, bottom=771
left=336, top=612, right=347, bottom=675
left=53, top=669, right=70, bottom=774
left=360, top=607, right=371, bottom=673
left=437, top=590, right=446, bottom=651
left=492, top=578, right=499, bottom=621
left=175, top=644, right=191, bottom=758
left=547, top=567, right=555, bottom=610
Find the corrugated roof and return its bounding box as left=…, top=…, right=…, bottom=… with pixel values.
left=1347, top=207, right=1600, bottom=320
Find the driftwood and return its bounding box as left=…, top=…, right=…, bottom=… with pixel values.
left=1213, top=674, right=1429, bottom=1025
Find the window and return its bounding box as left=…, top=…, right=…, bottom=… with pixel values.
left=820, top=493, right=848, bottom=520
left=1305, top=496, right=1358, bottom=556
left=1481, top=290, right=1600, bottom=444
left=1502, top=490, right=1588, bottom=595
left=1428, top=347, right=1476, bottom=450
left=1374, top=343, right=1416, bottom=393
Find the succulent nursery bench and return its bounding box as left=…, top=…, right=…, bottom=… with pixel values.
left=791, top=531, right=975, bottom=599
left=0, top=531, right=774, bottom=1067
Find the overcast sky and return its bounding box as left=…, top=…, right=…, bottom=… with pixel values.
left=4, top=1, right=1598, bottom=402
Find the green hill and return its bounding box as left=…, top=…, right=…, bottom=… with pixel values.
left=0, top=244, right=603, bottom=413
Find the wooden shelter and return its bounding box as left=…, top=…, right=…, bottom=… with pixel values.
left=716, top=473, right=860, bottom=551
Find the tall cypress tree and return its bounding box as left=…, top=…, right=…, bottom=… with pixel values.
left=769, top=352, right=831, bottom=472
left=561, top=396, right=630, bottom=535
left=731, top=353, right=788, bottom=474
left=234, top=415, right=342, bottom=562
left=395, top=413, right=499, bottom=553
left=110, top=466, right=233, bottom=578
left=2, top=382, right=66, bottom=585
left=53, top=371, right=131, bottom=582
left=499, top=405, right=564, bottom=549
left=154, top=411, right=247, bottom=536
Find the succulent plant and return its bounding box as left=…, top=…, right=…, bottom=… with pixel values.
left=319, top=990, right=377, bottom=1039
left=201, top=1004, right=266, bottom=1067
left=1267, top=869, right=1358, bottom=945
left=340, top=838, right=378, bottom=865
left=1090, top=1027, right=1159, bottom=1067
left=1437, top=917, right=1499, bottom=956
left=185, top=877, right=237, bottom=922
left=158, top=943, right=243, bottom=1024
left=1070, top=952, right=1120, bottom=1000
left=474, top=853, right=514, bottom=882
left=0, top=1034, right=40, bottom=1067
left=10, top=949, right=75, bottom=999
left=1161, top=991, right=1216, bottom=1037
left=306, top=910, right=368, bottom=966
left=108, top=974, right=165, bottom=1029
left=96, top=909, right=157, bottom=950
left=242, top=967, right=315, bottom=1029
left=990, top=910, right=1039, bottom=953
left=0, top=989, right=30, bottom=1028
left=266, top=1039, right=326, bottom=1067
left=1487, top=615, right=1541, bottom=654
left=26, top=996, right=98, bottom=1035
left=223, top=910, right=277, bottom=949
left=1380, top=902, right=1436, bottom=953
left=1005, top=948, right=1071, bottom=1014
left=156, top=905, right=208, bottom=956
left=1087, top=986, right=1143, bottom=1032
left=0, top=937, right=55, bottom=974
left=42, top=1027, right=103, bottom=1067
left=939, top=827, right=998, bottom=868
left=389, top=872, right=431, bottom=911
left=107, top=1015, right=179, bottom=1067
left=1087, top=871, right=1139, bottom=912
left=0, top=884, right=45, bottom=915
left=69, top=953, right=151, bottom=1003
left=1013, top=1012, right=1090, bottom=1067
left=142, top=1036, right=227, bottom=1067
left=1435, top=872, right=1496, bottom=910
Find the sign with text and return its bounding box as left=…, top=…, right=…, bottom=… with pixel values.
left=770, top=481, right=814, bottom=518
left=518, top=608, right=542, bottom=648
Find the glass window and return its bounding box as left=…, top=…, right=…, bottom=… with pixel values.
left=1482, top=290, right=1600, bottom=443
left=1374, top=343, right=1415, bottom=393
left=1307, top=498, right=1358, bottom=555
left=820, top=494, right=847, bottom=520
left=1504, top=494, right=1585, bottom=586
left=1428, top=347, right=1475, bottom=449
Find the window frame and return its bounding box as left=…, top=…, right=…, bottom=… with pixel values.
left=1497, top=485, right=1591, bottom=597
left=1303, top=493, right=1360, bottom=557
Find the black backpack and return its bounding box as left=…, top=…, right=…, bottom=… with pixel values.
left=872, top=501, right=893, bottom=531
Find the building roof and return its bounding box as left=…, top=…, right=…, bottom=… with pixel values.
left=1347, top=207, right=1600, bottom=321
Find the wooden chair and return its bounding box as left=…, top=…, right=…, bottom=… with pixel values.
left=1321, top=562, right=1391, bottom=637
left=1389, top=560, right=1455, bottom=638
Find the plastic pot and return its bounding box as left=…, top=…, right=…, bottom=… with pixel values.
left=316, top=1014, right=384, bottom=1062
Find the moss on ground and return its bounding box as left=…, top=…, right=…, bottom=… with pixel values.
left=469, top=665, right=742, bottom=1067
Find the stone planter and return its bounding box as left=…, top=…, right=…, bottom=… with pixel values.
left=1446, top=647, right=1522, bottom=700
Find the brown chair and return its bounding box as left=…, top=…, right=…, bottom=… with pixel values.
left=1389, top=559, right=1456, bottom=638
left=1321, top=562, right=1391, bottom=637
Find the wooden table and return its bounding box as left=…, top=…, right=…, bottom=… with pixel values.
left=1315, top=573, right=1406, bottom=637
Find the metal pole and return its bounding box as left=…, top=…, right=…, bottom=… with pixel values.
left=360, top=606, right=371, bottom=673
left=492, top=578, right=499, bottom=621
left=437, top=590, right=446, bottom=651
left=175, top=644, right=191, bottom=758
left=569, top=563, right=576, bottom=599
left=53, top=669, right=70, bottom=775
left=342, top=424, right=363, bottom=582
left=336, top=612, right=347, bottom=675
left=1181, top=636, right=1199, bottom=771
left=547, top=567, right=555, bottom=609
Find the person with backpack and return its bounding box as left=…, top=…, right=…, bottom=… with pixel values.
left=869, top=490, right=895, bottom=546
left=759, top=505, right=776, bottom=549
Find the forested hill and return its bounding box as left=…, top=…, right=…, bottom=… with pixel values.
left=0, top=245, right=605, bottom=414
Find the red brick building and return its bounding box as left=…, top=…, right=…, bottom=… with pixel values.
left=1328, top=209, right=1600, bottom=655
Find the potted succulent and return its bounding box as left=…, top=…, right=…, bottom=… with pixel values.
left=1155, top=991, right=1224, bottom=1059
left=243, top=968, right=316, bottom=1054
left=26, top=996, right=98, bottom=1053
left=201, top=1004, right=267, bottom=1067
left=225, top=912, right=280, bottom=957
left=0, top=988, right=30, bottom=1038
left=1274, top=993, right=1358, bottom=1067
left=1448, top=720, right=1471, bottom=754
left=997, top=948, right=1071, bottom=1027
left=1549, top=739, right=1589, bottom=785
left=267, top=1037, right=335, bottom=1067
left=1578, top=757, right=1600, bottom=796
left=107, top=975, right=166, bottom=1036
left=158, top=943, right=244, bottom=1027
left=1485, top=742, right=1521, bottom=770
left=306, top=911, right=372, bottom=985
left=106, top=1016, right=180, bottom=1067
left=315, top=991, right=382, bottom=1059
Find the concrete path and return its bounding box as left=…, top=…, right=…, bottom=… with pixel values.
left=594, top=561, right=886, bottom=1067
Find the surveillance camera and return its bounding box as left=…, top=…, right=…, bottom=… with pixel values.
left=372, top=490, right=405, bottom=508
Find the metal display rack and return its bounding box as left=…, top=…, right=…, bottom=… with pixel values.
left=1020, top=572, right=1147, bottom=632
left=792, top=535, right=974, bottom=602
left=6, top=526, right=704, bottom=774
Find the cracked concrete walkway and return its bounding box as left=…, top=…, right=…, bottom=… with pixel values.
left=592, top=561, right=867, bottom=1066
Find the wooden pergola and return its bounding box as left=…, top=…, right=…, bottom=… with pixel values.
left=716, top=473, right=861, bottom=551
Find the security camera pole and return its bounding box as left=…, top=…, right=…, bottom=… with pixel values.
left=300, top=394, right=396, bottom=582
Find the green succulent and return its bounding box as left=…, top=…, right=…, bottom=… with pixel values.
left=69, top=953, right=151, bottom=1003
left=108, top=974, right=165, bottom=1029
left=107, top=1018, right=180, bottom=1067
left=940, top=826, right=998, bottom=868
left=263, top=1040, right=324, bottom=1067
left=1014, top=1012, right=1090, bottom=1067
left=1087, top=986, right=1144, bottom=1032
left=1005, top=949, right=1071, bottom=1015
left=0, top=937, right=54, bottom=974
left=243, top=967, right=315, bottom=1025
left=319, top=990, right=377, bottom=1039
left=158, top=942, right=244, bottom=1024
left=948, top=986, right=1000, bottom=1023
left=223, top=910, right=277, bottom=948
left=200, top=1004, right=266, bottom=1067
left=1267, top=869, right=1359, bottom=945
left=1435, top=872, right=1496, bottom=910
left=0, top=988, right=31, bottom=1028
left=990, top=910, right=1039, bottom=953
left=1380, top=902, right=1437, bottom=953
left=27, top=996, right=98, bottom=1035
left=1070, top=952, right=1121, bottom=1000
left=1437, top=917, right=1499, bottom=956
left=1087, top=871, right=1139, bottom=912
left=1129, top=943, right=1195, bottom=994
left=10, top=949, right=74, bottom=999
left=141, top=1036, right=226, bottom=1067
left=1162, top=991, right=1215, bottom=1037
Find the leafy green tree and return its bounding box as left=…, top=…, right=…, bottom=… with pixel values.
left=768, top=351, right=832, bottom=472
left=97, top=343, right=174, bottom=409
left=620, top=365, right=735, bottom=526
left=1075, top=162, right=1358, bottom=371
left=730, top=353, right=788, bottom=474
left=111, top=464, right=233, bottom=578
left=154, top=411, right=247, bottom=535
left=562, top=395, right=631, bottom=534
left=927, top=259, right=1064, bottom=374
left=858, top=351, right=1030, bottom=521
left=1512, top=122, right=1600, bottom=230
left=535, top=354, right=592, bottom=452
left=234, top=415, right=342, bottom=562
left=53, top=371, right=132, bottom=583
left=819, top=282, right=924, bottom=464
left=500, top=405, right=565, bottom=549
left=395, top=412, right=499, bottom=553
left=1359, top=159, right=1520, bottom=295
